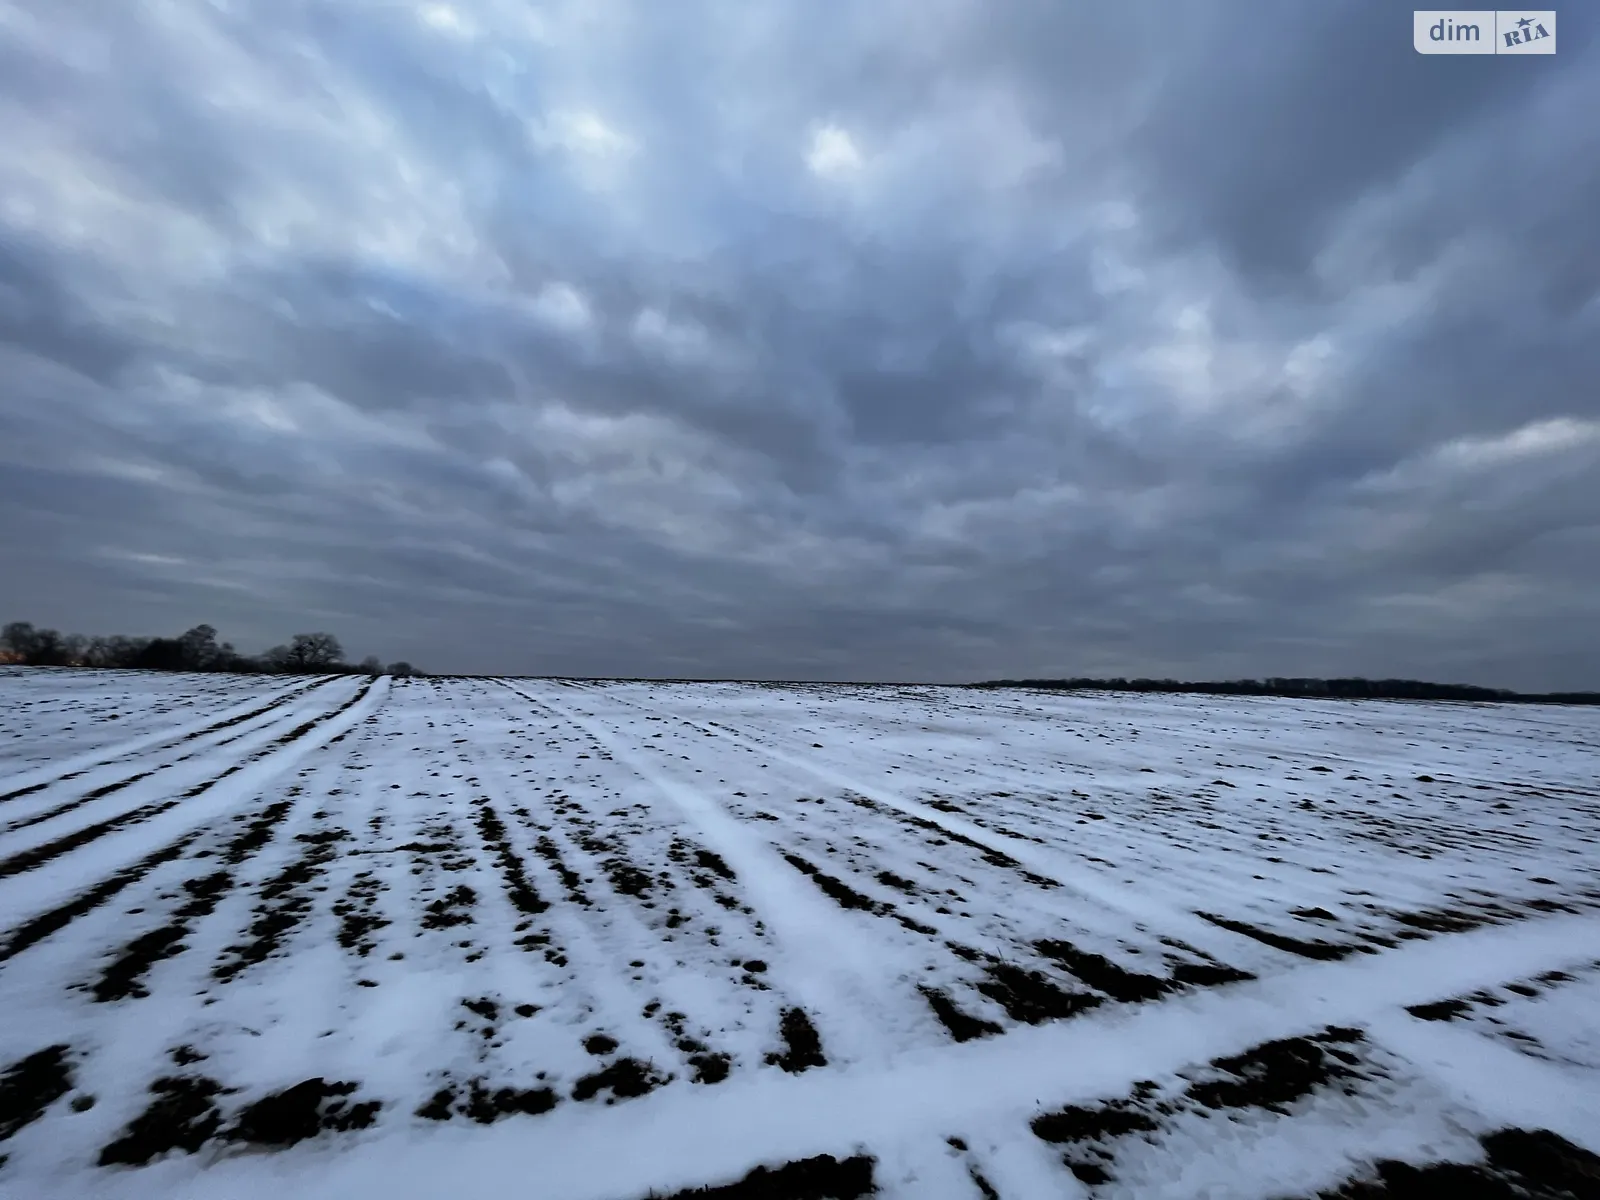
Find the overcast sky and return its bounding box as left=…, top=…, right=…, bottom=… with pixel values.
left=1, top=2, right=1596, bottom=686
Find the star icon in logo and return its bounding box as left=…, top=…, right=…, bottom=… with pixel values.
left=1517, top=15, right=1534, bottom=29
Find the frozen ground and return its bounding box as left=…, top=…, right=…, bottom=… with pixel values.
left=1, top=668, right=1598, bottom=1199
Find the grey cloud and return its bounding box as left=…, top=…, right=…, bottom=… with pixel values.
left=0, top=0, right=1596, bottom=689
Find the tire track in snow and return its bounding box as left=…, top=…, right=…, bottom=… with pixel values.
left=0, top=679, right=387, bottom=965
left=0, top=677, right=325, bottom=806
left=0, top=680, right=365, bottom=883
left=447, top=686, right=742, bottom=1088
left=25, top=736, right=407, bottom=1178
left=0, top=679, right=336, bottom=839
left=503, top=681, right=944, bottom=1070
left=585, top=684, right=1323, bottom=968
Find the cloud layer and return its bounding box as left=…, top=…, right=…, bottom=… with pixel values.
left=2, top=0, right=1597, bottom=685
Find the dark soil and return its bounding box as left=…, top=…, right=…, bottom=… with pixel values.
left=1315, top=1127, right=1600, bottom=1198
left=98, top=1075, right=230, bottom=1166
left=461, top=1080, right=558, bottom=1123
left=93, top=924, right=190, bottom=1003
left=0, top=767, right=160, bottom=834
left=471, top=798, right=548, bottom=915
left=1187, top=1028, right=1367, bottom=1114
left=1170, top=961, right=1257, bottom=987
left=1392, top=908, right=1494, bottom=935
left=905, top=816, right=1022, bottom=870
left=694, top=848, right=737, bottom=881
left=219, top=799, right=295, bottom=865
left=260, top=682, right=374, bottom=752
left=333, top=873, right=389, bottom=956
left=0, top=798, right=180, bottom=881
left=1031, top=1099, right=1159, bottom=1144
left=416, top=1087, right=457, bottom=1121
left=765, top=1008, right=827, bottom=1074
left=604, top=856, right=657, bottom=900
left=584, top=1034, right=619, bottom=1056
left=92, top=869, right=236, bottom=1001
left=1406, top=999, right=1472, bottom=1022
left=781, top=854, right=883, bottom=914
left=34, top=688, right=369, bottom=897
left=658, top=1012, right=733, bottom=1084
left=0, top=683, right=317, bottom=808
left=688, top=1052, right=732, bottom=1085
left=227, top=1078, right=380, bottom=1146
left=533, top=835, right=590, bottom=906
left=571, top=1057, right=669, bottom=1103
left=920, top=986, right=1002, bottom=1043
left=976, top=961, right=1103, bottom=1025
left=1034, top=940, right=1176, bottom=1004
left=214, top=830, right=351, bottom=981
left=1196, top=911, right=1359, bottom=961
left=875, top=870, right=917, bottom=894
left=0, top=1045, right=73, bottom=1143
left=417, top=1079, right=558, bottom=1124
left=651, top=1153, right=875, bottom=1199
left=421, top=884, right=477, bottom=930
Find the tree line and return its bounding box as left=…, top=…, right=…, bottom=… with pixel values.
left=971, top=676, right=1599, bottom=705
left=0, top=621, right=419, bottom=677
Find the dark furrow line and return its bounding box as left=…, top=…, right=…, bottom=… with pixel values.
left=89, top=798, right=299, bottom=1002
left=0, top=680, right=325, bottom=806
left=471, top=797, right=549, bottom=917
left=0, top=681, right=375, bottom=964
left=0, top=833, right=204, bottom=965
left=0, top=681, right=331, bottom=836
left=0, top=769, right=162, bottom=836
left=0, top=681, right=375, bottom=881
left=0, top=800, right=180, bottom=880
left=1196, top=911, right=1362, bottom=962
left=212, top=827, right=350, bottom=982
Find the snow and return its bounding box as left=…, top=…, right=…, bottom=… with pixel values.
left=0, top=671, right=1597, bottom=1199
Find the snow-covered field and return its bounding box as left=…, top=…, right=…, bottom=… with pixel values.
left=2, top=669, right=1598, bottom=1199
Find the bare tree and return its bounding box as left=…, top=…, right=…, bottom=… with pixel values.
left=4, top=619, right=419, bottom=677
left=5, top=625, right=70, bottom=666
left=2, top=622, right=37, bottom=662
left=284, top=632, right=344, bottom=671
left=178, top=624, right=220, bottom=671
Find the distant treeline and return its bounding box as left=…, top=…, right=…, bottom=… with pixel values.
left=971, top=676, right=1599, bottom=705
left=1, top=621, right=420, bottom=677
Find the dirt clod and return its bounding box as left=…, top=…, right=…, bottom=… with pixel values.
left=1035, top=940, right=1175, bottom=1004
left=571, top=1057, right=669, bottom=1103
left=1188, top=1028, right=1367, bottom=1114
left=98, top=1076, right=229, bottom=1166
left=652, top=1153, right=875, bottom=1199
left=0, top=1045, right=74, bottom=1143
left=976, top=961, right=1102, bottom=1025
left=921, top=986, right=1002, bottom=1043
left=228, top=1078, right=379, bottom=1146
left=765, top=1008, right=827, bottom=1074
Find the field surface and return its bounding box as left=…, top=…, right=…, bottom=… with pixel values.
left=2, top=669, right=1599, bottom=1199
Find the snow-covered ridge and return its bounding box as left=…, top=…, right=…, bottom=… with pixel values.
left=0, top=672, right=1596, bottom=1198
